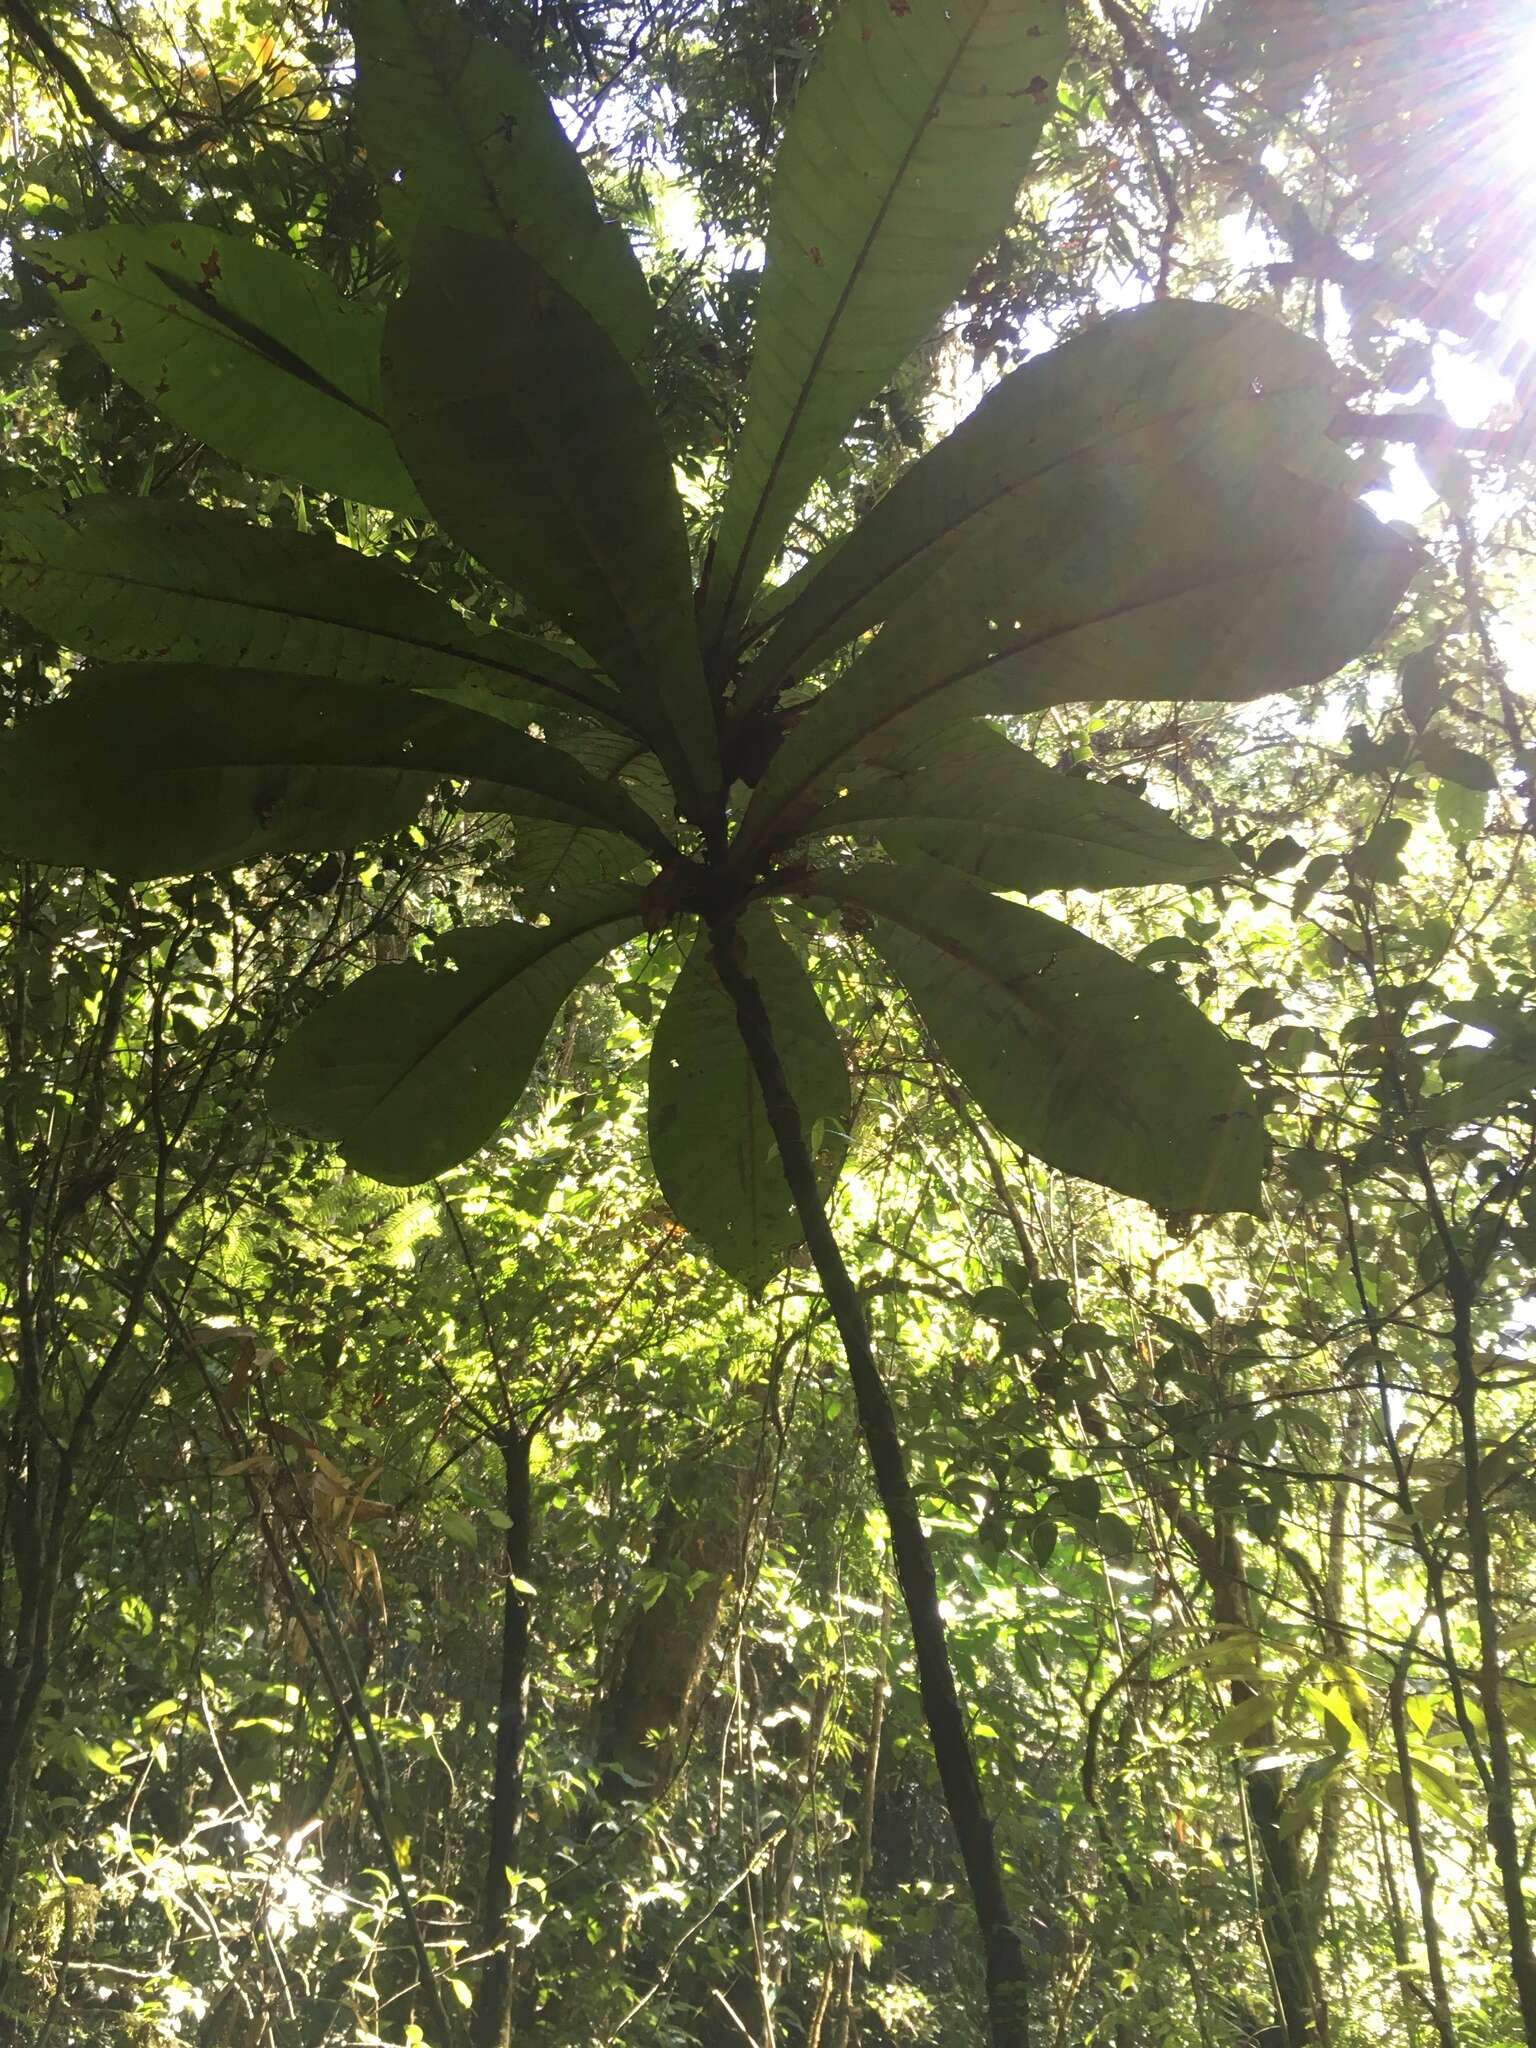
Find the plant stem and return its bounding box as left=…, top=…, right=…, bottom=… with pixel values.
left=1395, top=1104, right=1536, bottom=2045
left=470, top=1425, right=534, bottom=2048
left=710, top=919, right=1032, bottom=2048
left=1386, top=1649, right=1457, bottom=2048
left=1442, top=1251, right=1536, bottom=2045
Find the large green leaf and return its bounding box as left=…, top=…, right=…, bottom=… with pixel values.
left=0, top=494, right=625, bottom=728
left=480, top=732, right=672, bottom=909
left=700, top=0, right=1067, bottom=647
left=385, top=231, right=719, bottom=805
left=36, top=225, right=420, bottom=511
left=268, top=889, right=641, bottom=1182
left=0, top=668, right=423, bottom=876
left=352, top=0, right=651, bottom=358
left=747, top=299, right=1351, bottom=697
left=820, top=725, right=1236, bottom=893
left=740, top=452, right=1416, bottom=855
left=0, top=667, right=673, bottom=878
left=648, top=908, right=850, bottom=1288
left=808, top=862, right=1262, bottom=1210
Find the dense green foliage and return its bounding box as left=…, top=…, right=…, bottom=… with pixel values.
left=5, top=1, right=1536, bottom=2044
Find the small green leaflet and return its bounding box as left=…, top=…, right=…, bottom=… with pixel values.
left=36, top=224, right=420, bottom=510
left=1414, top=1045, right=1536, bottom=1129
left=1209, top=1692, right=1278, bottom=1748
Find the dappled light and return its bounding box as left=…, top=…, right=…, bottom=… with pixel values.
left=4, top=2, right=1536, bottom=2046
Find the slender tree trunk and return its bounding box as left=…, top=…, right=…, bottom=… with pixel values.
left=1400, top=1105, right=1536, bottom=2048
left=1371, top=1802, right=1422, bottom=2048
left=0, top=1452, right=67, bottom=2045
left=833, top=1592, right=890, bottom=2048
left=1074, top=1395, right=1325, bottom=2045
left=805, top=1961, right=838, bottom=2048
left=1443, top=1264, right=1536, bottom=2047
left=1308, top=1400, right=1364, bottom=1926
left=1386, top=1658, right=1457, bottom=2048
left=712, top=921, right=1032, bottom=2048
left=1204, top=1515, right=1326, bottom=2048
left=470, top=1425, right=534, bottom=2048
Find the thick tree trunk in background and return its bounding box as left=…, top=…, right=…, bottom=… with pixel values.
left=469, top=1426, right=534, bottom=2048
left=0, top=1734, right=40, bottom=2048
left=1308, top=1401, right=1365, bottom=1923
left=1205, top=1519, right=1326, bottom=2048
left=592, top=1448, right=749, bottom=1801
left=1241, top=1759, right=1326, bottom=2048
left=712, top=921, right=1034, bottom=2048
left=1401, top=1109, right=1536, bottom=2048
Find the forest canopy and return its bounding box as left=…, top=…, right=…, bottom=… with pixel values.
left=3, top=1, right=1536, bottom=2045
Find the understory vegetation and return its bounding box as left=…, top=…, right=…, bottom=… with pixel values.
left=5, top=2, right=1536, bottom=2044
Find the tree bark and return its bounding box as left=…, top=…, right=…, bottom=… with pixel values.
left=1386, top=1657, right=1457, bottom=2048
left=593, top=1455, right=743, bottom=1801
left=470, top=1425, right=534, bottom=2048
left=833, top=1594, right=889, bottom=2048
left=711, top=919, right=1032, bottom=2048
left=1444, top=1262, right=1536, bottom=2046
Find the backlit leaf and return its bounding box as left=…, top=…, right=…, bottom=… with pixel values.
left=751, top=298, right=1350, bottom=694
left=0, top=667, right=672, bottom=878
left=701, top=0, right=1067, bottom=645
left=1414, top=1048, right=1536, bottom=1129
left=35, top=224, right=420, bottom=510
left=1210, top=1693, right=1278, bottom=1747
left=808, top=862, right=1263, bottom=1210
left=741, top=450, right=1414, bottom=854
left=648, top=908, right=849, bottom=1289
left=269, top=890, right=642, bottom=1182
left=385, top=230, right=718, bottom=803
left=0, top=494, right=622, bottom=728
left=352, top=0, right=651, bottom=357
left=817, top=724, right=1235, bottom=893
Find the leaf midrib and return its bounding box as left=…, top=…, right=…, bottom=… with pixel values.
left=757, top=370, right=1328, bottom=691
left=360, top=901, right=639, bottom=1129
left=713, top=0, right=995, bottom=633
left=817, top=876, right=1176, bottom=1150
left=143, top=263, right=382, bottom=423
left=746, top=525, right=1399, bottom=852
left=0, top=527, right=636, bottom=730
